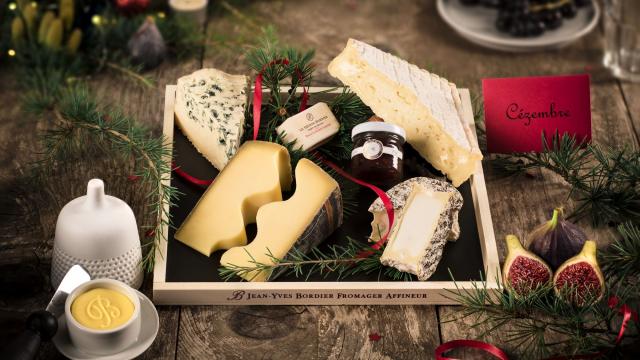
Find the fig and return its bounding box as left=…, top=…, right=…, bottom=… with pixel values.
left=526, top=208, right=587, bottom=269
left=553, top=240, right=605, bottom=306
left=502, top=234, right=553, bottom=297
left=127, top=17, right=166, bottom=70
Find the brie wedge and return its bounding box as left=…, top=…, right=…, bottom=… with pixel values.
left=328, top=39, right=482, bottom=186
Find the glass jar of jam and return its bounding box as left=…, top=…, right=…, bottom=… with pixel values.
left=350, top=122, right=406, bottom=189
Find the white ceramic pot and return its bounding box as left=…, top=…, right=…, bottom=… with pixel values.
left=51, top=179, right=143, bottom=289
left=65, top=279, right=142, bottom=355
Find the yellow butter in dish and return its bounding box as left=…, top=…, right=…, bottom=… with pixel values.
left=71, top=288, right=135, bottom=330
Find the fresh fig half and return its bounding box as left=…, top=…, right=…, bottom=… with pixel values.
left=553, top=240, right=605, bottom=306
left=502, top=235, right=553, bottom=297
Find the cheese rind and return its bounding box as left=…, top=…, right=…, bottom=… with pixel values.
left=220, top=159, right=343, bottom=282
left=328, top=39, right=482, bottom=186
left=373, top=177, right=463, bottom=281
left=175, top=141, right=292, bottom=256
left=175, top=68, right=248, bottom=170
left=369, top=177, right=462, bottom=243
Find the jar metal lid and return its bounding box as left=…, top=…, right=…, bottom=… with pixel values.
left=351, top=122, right=406, bottom=140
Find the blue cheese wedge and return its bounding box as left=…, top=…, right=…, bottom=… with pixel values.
left=369, top=178, right=463, bottom=280
left=175, top=68, right=248, bottom=170
left=328, top=39, right=482, bottom=186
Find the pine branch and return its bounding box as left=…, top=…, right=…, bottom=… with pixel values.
left=33, top=87, right=179, bottom=272
left=601, top=222, right=640, bottom=288
left=491, top=133, right=640, bottom=226
left=219, top=237, right=413, bottom=282
left=244, top=39, right=372, bottom=218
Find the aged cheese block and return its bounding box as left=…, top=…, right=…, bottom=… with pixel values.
left=175, top=68, right=248, bottom=170
left=372, top=178, right=463, bottom=281
left=175, top=141, right=292, bottom=256
left=220, top=159, right=343, bottom=282
left=328, top=39, right=482, bottom=186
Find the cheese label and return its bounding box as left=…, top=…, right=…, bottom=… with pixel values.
left=483, top=74, right=592, bottom=153
left=276, top=102, right=340, bottom=151
left=220, top=159, right=342, bottom=282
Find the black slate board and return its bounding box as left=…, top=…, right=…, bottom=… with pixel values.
left=166, top=125, right=485, bottom=283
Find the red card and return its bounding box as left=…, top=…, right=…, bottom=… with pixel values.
left=482, top=74, right=591, bottom=153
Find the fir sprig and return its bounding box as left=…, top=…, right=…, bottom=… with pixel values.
left=33, top=87, right=179, bottom=272
left=601, top=222, right=640, bottom=288
left=243, top=37, right=372, bottom=217
left=491, top=133, right=640, bottom=226
left=219, top=237, right=414, bottom=281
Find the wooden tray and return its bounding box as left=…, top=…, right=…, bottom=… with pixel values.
left=153, top=86, right=500, bottom=305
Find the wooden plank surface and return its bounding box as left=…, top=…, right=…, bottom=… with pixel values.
left=0, top=1, right=639, bottom=359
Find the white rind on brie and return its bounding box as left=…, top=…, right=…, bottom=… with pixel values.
left=328, top=39, right=482, bottom=186
left=175, top=68, right=248, bottom=170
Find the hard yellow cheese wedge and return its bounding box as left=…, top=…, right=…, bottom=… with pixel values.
left=175, top=141, right=292, bottom=255
left=220, top=159, right=343, bottom=281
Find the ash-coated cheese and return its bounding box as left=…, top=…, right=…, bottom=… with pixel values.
left=371, top=177, right=463, bottom=281
left=175, top=141, right=292, bottom=255
left=220, top=159, right=343, bottom=282
left=328, top=39, right=482, bottom=186
left=175, top=68, right=248, bottom=170
left=369, top=177, right=461, bottom=243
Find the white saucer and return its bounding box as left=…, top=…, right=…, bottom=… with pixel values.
left=436, top=0, right=600, bottom=52
left=52, top=290, right=159, bottom=360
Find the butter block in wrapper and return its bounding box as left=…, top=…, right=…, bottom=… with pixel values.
left=276, top=102, right=340, bottom=151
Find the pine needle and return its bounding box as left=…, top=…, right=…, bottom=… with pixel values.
left=491, top=132, right=640, bottom=226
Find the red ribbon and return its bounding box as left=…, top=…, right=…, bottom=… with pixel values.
left=172, top=162, right=214, bottom=187
left=174, top=59, right=310, bottom=188
left=313, top=153, right=395, bottom=252
left=435, top=339, right=509, bottom=360
left=252, top=58, right=309, bottom=140
left=437, top=296, right=638, bottom=360
left=608, top=296, right=638, bottom=345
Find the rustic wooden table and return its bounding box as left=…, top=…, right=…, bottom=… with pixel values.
left=0, top=1, right=638, bottom=359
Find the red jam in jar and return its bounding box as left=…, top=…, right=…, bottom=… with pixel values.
left=350, top=122, right=406, bottom=188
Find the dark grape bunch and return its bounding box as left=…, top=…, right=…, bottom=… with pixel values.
left=460, top=0, right=592, bottom=37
